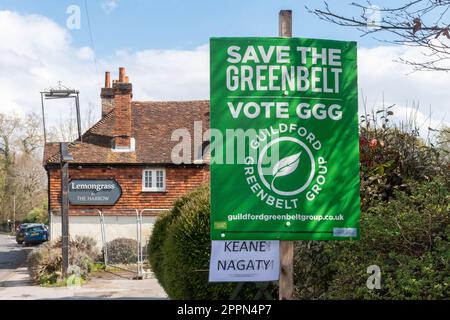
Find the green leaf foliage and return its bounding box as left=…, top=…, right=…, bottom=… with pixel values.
left=294, top=177, right=449, bottom=300
left=149, top=185, right=277, bottom=299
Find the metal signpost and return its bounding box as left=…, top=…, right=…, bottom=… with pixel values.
left=210, top=10, right=360, bottom=299
left=40, top=84, right=82, bottom=144
left=40, top=83, right=82, bottom=278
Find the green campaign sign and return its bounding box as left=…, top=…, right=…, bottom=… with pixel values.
left=210, top=37, right=360, bottom=240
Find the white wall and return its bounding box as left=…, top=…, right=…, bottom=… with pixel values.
left=50, top=214, right=156, bottom=250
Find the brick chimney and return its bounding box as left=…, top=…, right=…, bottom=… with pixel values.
left=112, top=67, right=133, bottom=150
left=100, top=71, right=114, bottom=117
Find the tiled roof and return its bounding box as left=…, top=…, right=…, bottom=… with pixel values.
left=43, top=100, right=210, bottom=165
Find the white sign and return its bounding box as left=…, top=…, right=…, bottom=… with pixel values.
left=208, top=240, right=280, bottom=282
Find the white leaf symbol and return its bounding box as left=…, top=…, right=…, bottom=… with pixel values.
left=272, top=152, right=302, bottom=179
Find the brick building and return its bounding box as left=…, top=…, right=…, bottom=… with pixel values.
left=43, top=68, right=210, bottom=247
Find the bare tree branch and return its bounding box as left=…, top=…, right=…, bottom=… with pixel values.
left=309, top=1, right=450, bottom=71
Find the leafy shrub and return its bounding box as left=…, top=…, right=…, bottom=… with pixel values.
left=148, top=194, right=188, bottom=287
left=149, top=185, right=275, bottom=299
left=27, top=236, right=100, bottom=285
left=28, top=243, right=60, bottom=284
left=293, top=241, right=333, bottom=299
left=23, top=199, right=49, bottom=225
left=105, top=237, right=137, bottom=264
left=359, top=107, right=448, bottom=210
left=293, top=108, right=450, bottom=300
left=294, top=177, right=449, bottom=299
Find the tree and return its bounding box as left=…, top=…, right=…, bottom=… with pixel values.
left=48, top=100, right=97, bottom=142
left=19, top=113, right=44, bottom=156
left=310, top=1, right=450, bottom=71
left=0, top=112, right=47, bottom=224
left=0, top=113, right=20, bottom=223
left=0, top=113, right=20, bottom=168
left=11, top=153, right=46, bottom=220
left=24, top=198, right=48, bottom=224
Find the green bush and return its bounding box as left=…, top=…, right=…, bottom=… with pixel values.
left=149, top=185, right=275, bottom=299
left=23, top=199, right=49, bottom=225
left=27, top=236, right=100, bottom=285
left=359, top=108, right=448, bottom=211
left=293, top=241, right=333, bottom=299
left=148, top=194, right=190, bottom=287
left=105, top=238, right=137, bottom=264
left=294, top=177, right=449, bottom=300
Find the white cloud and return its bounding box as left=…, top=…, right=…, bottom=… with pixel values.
left=105, top=45, right=209, bottom=101
left=0, top=10, right=448, bottom=143
left=101, top=1, right=118, bottom=14
left=0, top=10, right=98, bottom=120
left=0, top=10, right=208, bottom=133
left=358, top=45, right=450, bottom=134
left=77, top=47, right=95, bottom=61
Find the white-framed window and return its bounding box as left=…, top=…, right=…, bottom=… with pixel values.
left=142, top=168, right=166, bottom=192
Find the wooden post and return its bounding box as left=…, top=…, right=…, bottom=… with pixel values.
left=278, top=9, right=294, bottom=301
left=279, top=10, right=292, bottom=38
left=60, top=143, right=70, bottom=277
left=279, top=241, right=294, bottom=299
left=60, top=146, right=69, bottom=277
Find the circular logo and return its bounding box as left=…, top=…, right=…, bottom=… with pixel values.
left=257, top=137, right=315, bottom=196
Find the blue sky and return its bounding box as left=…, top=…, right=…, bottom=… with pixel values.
left=0, top=0, right=382, bottom=55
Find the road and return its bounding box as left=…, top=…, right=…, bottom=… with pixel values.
left=0, top=233, right=32, bottom=285
left=0, top=233, right=167, bottom=299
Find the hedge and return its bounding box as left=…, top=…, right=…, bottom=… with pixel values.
left=294, top=177, right=449, bottom=299
left=148, top=194, right=190, bottom=287
left=148, top=185, right=277, bottom=299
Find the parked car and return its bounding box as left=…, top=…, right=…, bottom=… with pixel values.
left=15, top=223, right=33, bottom=244
left=23, top=224, right=48, bottom=245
